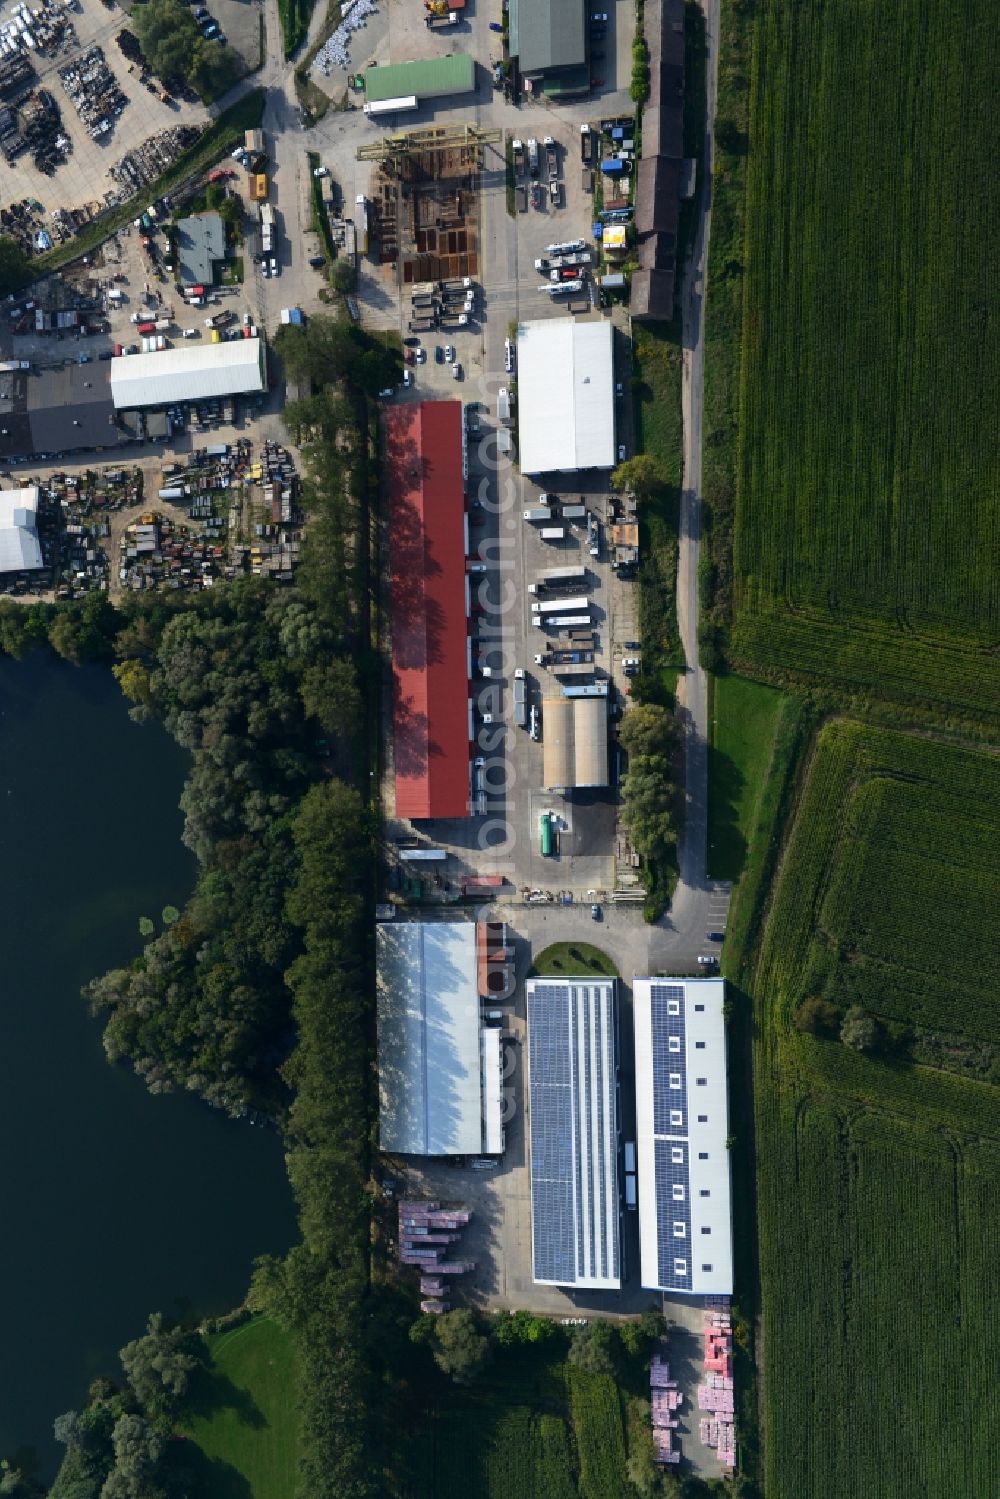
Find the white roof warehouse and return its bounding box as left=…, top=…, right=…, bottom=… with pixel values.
left=109, top=339, right=267, bottom=411
left=376, top=920, right=504, bottom=1157
left=516, top=318, right=615, bottom=474
left=0, top=487, right=43, bottom=572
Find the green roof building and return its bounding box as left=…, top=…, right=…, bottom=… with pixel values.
left=363, top=54, right=476, bottom=104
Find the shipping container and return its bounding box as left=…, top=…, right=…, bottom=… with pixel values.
left=561, top=504, right=587, bottom=519
left=539, top=527, right=566, bottom=540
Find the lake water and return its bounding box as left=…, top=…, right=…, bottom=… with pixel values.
left=0, top=654, right=297, bottom=1480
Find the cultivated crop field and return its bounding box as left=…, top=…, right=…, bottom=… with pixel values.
left=730, top=0, right=1000, bottom=723
left=749, top=721, right=1000, bottom=1499
left=408, top=1355, right=632, bottom=1498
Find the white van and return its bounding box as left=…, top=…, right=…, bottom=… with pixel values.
left=625, top=1174, right=637, bottom=1211
left=624, top=1140, right=636, bottom=1174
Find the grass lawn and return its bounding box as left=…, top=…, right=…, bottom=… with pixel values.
left=530, top=942, right=619, bottom=979
left=707, top=674, right=790, bottom=881
left=178, top=1316, right=299, bottom=1499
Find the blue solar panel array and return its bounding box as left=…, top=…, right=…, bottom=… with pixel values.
left=528, top=982, right=619, bottom=1286
left=649, top=983, right=692, bottom=1290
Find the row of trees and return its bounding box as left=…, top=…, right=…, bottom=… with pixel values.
left=247, top=779, right=378, bottom=1499
left=619, top=702, right=680, bottom=918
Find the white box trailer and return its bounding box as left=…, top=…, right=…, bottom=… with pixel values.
left=523, top=507, right=552, bottom=522
left=399, top=847, right=447, bottom=861
left=364, top=95, right=418, bottom=117
left=534, top=613, right=592, bottom=629
left=531, top=594, right=590, bottom=614
left=532, top=565, right=589, bottom=586
left=540, top=527, right=566, bottom=540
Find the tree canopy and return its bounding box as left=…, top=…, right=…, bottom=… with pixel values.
left=132, top=0, right=239, bottom=100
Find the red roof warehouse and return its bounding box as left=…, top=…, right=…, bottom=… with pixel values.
left=386, top=400, right=470, bottom=820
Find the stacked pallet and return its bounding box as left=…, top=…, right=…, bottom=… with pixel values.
left=649, top=1354, right=681, bottom=1464
left=697, top=1303, right=736, bottom=1469
left=398, top=1201, right=475, bottom=1309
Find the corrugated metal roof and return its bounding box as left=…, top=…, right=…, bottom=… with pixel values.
left=542, top=694, right=608, bottom=788
left=0, top=487, right=42, bottom=571
left=516, top=319, right=615, bottom=474
left=386, top=401, right=470, bottom=821
left=364, top=54, right=475, bottom=103
left=510, top=0, right=587, bottom=74
left=109, top=340, right=267, bottom=410
left=377, top=921, right=484, bottom=1156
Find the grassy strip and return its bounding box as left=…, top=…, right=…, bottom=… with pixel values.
left=707, top=673, right=787, bottom=881
left=720, top=694, right=810, bottom=991
left=306, top=150, right=336, bottom=262
left=278, top=0, right=319, bottom=59
left=30, top=91, right=265, bottom=283
left=529, top=942, right=619, bottom=979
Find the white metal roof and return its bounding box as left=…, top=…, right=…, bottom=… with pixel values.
left=481, top=1026, right=504, bottom=1155
left=526, top=978, right=621, bottom=1289
left=0, top=487, right=43, bottom=572
left=109, top=339, right=266, bottom=410
left=376, top=921, right=483, bottom=1155
left=633, top=978, right=733, bottom=1295
left=516, top=319, right=615, bottom=473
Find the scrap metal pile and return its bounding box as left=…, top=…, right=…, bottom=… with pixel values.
left=0, top=0, right=78, bottom=66
left=0, top=85, right=70, bottom=171
left=59, top=45, right=129, bottom=140
left=312, top=0, right=378, bottom=78
left=108, top=125, right=199, bottom=196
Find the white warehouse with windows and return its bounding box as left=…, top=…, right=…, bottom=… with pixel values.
left=633, top=977, right=733, bottom=1295
left=526, top=977, right=621, bottom=1290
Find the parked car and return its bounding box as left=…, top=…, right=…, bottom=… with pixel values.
left=444, top=345, right=455, bottom=363
left=617, top=443, right=626, bottom=461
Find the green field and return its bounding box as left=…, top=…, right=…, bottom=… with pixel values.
left=403, top=1349, right=633, bottom=1498
left=748, top=722, right=1000, bottom=1498
left=707, top=674, right=791, bottom=881
left=728, top=0, right=1000, bottom=723
left=179, top=1317, right=299, bottom=1499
